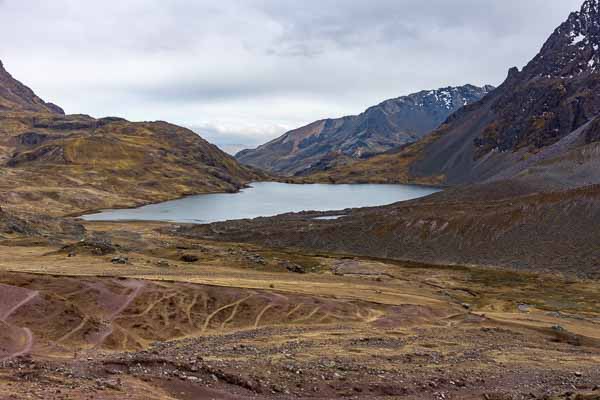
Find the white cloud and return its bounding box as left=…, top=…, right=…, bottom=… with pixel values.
left=0, top=0, right=583, bottom=147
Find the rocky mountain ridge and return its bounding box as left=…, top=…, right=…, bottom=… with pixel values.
left=236, top=84, right=493, bottom=176
left=0, top=61, right=64, bottom=114
left=301, top=0, right=600, bottom=187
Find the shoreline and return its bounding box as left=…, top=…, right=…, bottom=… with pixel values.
left=75, top=181, right=444, bottom=224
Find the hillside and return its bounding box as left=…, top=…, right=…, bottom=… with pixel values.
left=176, top=181, right=600, bottom=277
left=0, top=62, right=265, bottom=216
left=176, top=0, right=600, bottom=277
left=1, top=4, right=600, bottom=399
left=236, top=85, right=493, bottom=176
left=0, top=61, right=64, bottom=114
left=2, top=223, right=600, bottom=400
left=302, top=0, right=600, bottom=186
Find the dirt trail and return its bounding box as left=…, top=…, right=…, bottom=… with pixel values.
left=56, top=316, right=90, bottom=343
left=480, top=311, right=600, bottom=342
left=0, top=286, right=38, bottom=321
left=88, top=279, right=147, bottom=348
left=202, top=294, right=254, bottom=333
left=0, top=284, right=39, bottom=362
left=7, top=327, right=33, bottom=360
left=109, top=280, right=146, bottom=319
left=254, top=304, right=273, bottom=328
left=0, top=237, right=599, bottom=400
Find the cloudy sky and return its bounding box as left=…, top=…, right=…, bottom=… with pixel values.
left=0, top=0, right=583, bottom=152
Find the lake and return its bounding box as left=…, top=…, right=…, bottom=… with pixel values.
left=83, top=182, right=440, bottom=224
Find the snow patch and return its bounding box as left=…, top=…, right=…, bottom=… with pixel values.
left=572, top=32, right=586, bottom=45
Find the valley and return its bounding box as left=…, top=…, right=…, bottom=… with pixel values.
left=0, top=1, right=600, bottom=399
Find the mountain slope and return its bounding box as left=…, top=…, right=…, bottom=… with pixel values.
left=0, top=62, right=265, bottom=216
left=236, top=85, right=493, bottom=176
left=304, top=0, right=600, bottom=187
left=0, top=61, right=64, bottom=114
left=175, top=0, right=600, bottom=277
left=176, top=181, right=600, bottom=277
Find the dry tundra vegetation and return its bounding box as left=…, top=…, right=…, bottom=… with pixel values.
left=2, top=221, right=600, bottom=400
left=2, top=1, right=600, bottom=399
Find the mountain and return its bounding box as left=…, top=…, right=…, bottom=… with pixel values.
left=0, top=61, right=64, bottom=114
left=0, top=61, right=265, bottom=216
left=235, top=85, right=493, bottom=176
left=303, top=0, right=600, bottom=187
left=176, top=0, right=600, bottom=277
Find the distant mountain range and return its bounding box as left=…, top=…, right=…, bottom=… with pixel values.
left=235, top=84, right=494, bottom=176
left=300, top=0, right=600, bottom=187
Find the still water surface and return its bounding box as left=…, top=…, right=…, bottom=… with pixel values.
left=83, top=182, right=440, bottom=224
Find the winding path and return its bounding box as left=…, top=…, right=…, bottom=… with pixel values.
left=0, top=290, right=39, bottom=321
left=0, top=286, right=39, bottom=362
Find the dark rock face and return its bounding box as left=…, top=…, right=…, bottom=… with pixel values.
left=180, top=254, right=199, bottom=263
left=16, top=132, right=48, bottom=146
left=409, top=0, right=600, bottom=184
left=474, top=0, right=600, bottom=156
left=236, top=85, right=493, bottom=176
left=0, top=60, right=65, bottom=114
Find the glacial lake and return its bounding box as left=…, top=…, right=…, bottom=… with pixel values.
left=83, top=182, right=440, bottom=224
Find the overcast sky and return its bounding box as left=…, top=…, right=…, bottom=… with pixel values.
left=0, top=0, right=584, bottom=152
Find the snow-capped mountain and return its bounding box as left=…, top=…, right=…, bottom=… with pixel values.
left=236, top=84, right=493, bottom=176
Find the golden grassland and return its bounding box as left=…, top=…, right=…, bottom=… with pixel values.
left=0, top=112, right=264, bottom=216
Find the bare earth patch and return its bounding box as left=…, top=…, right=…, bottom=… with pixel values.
left=0, top=221, right=598, bottom=399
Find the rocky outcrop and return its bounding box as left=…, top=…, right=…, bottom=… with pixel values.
left=410, top=0, right=600, bottom=185
left=0, top=60, right=64, bottom=114
left=0, top=206, right=84, bottom=239
left=236, top=85, right=493, bottom=176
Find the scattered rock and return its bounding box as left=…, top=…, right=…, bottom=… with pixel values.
left=180, top=254, right=199, bottom=263
left=517, top=304, right=530, bottom=312
left=61, top=238, right=117, bottom=256
left=111, top=256, right=128, bottom=265
left=246, top=254, right=266, bottom=265
left=281, top=261, right=306, bottom=274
